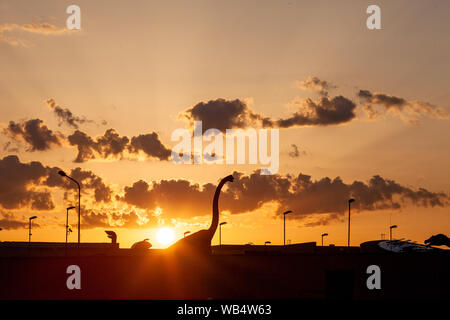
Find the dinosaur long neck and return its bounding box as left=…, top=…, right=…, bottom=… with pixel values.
left=207, top=179, right=227, bottom=236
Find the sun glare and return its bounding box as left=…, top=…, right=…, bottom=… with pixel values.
left=156, top=227, right=175, bottom=246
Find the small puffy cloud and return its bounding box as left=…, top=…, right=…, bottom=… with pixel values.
left=277, top=96, right=357, bottom=128
left=297, top=76, right=337, bottom=96
left=288, top=144, right=306, bottom=158
left=129, top=133, right=172, bottom=160
left=5, top=119, right=63, bottom=151
left=180, top=98, right=269, bottom=133
left=67, top=130, right=98, bottom=162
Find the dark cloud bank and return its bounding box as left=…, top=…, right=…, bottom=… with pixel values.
left=0, top=155, right=112, bottom=211
left=4, top=119, right=171, bottom=163
left=119, top=170, right=449, bottom=226
left=1, top=156, right=447, bottom=229
left=68, top=129, right=171, bottom=163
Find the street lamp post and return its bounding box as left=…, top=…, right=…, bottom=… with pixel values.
left=348, top=199, right=355, bottom=247
left=66, top=206, right=76, bottom=244
left=58, top=170, right=81, bottom=244
left=28, top=216, right=37, bottom=244
left=219, top=222, right=227, bottom=246
left=283, top=210, right=292, bottom=246
left=184, top=231, right=191, bottom=238
left=321, top=233, right=328, bottom=246
left=390, top=225, right=398, bottom=241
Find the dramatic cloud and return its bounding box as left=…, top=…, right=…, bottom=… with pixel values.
left=46, top=98, right=93, bottom=129
left=0, top=155, right=54, bottom=210
left=44, top=167, right=113, bottom=203
left=119, top=171, right=448, bottom=224
left=180, top=96, right=357, bottom=132
left=0, top=155, right=112, bottom=212
left=1, top=155, right=447, bottom=228
left=129, top=133, right=172, bottom=160
left=358, top=89, right=450, bottom=123
left=68, top=129, right=130, bottom=162
left=68, top=129, right=170, bottom=163
left=180, top=98, right=270, bottom=133
left=5, top=119, right=63, bottom=151
left=297, top=76, right=336, bottom=96
left=277, top=96, right=357, bottom=128
left=0, top=23, right=71, bottom=46
left=67, top=130, right=98, bottom=162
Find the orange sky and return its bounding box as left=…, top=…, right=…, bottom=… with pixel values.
left=0, top=0, right=449, bottom=248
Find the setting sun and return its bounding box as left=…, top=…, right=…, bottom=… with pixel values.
left=156, top=228, right=175, bottom=246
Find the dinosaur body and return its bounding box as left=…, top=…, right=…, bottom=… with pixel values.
left=425, top=234, right=450, bottom=247
left=168, top=174, right=234, bottom=255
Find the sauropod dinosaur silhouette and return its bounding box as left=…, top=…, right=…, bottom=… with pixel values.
left=168, top=174, right=234, bottom=255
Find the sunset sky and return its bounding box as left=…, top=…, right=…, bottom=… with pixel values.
left=0, top=0, right=449, bottom=248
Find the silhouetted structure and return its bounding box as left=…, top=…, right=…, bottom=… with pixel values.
left=283, top=210, right=292, bottom=246
left=66, top=206, right=75, bottom=244
left=58, top=170, right=81, bottom=244
left=28, top=216, right=37, bottom=244
left=131, top=238, right=152, bottom=250
left=169, top=175, right=234, bottom=255
left=390, top=225, right=398, bottom=241
left=425, top=234, right=450, bottom=247
left=105, top=230, right=117, bottom=244
left=347, top=198, right=355, bottom=247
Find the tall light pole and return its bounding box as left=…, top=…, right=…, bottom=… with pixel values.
left=66, top=206, right=76, bottom=244
left=28, top=216, right=37, bottom=243
left=321, top=233, right=328, bottom=246
left=390, top=225, right=398, bottom=241
left=184, top=231, right=191, bottom=238
left=283, top=210, right=292, bottom=246
left=219, top=222, right=227, bottom=246
left=348, top=199, right=355, bottom=247
left=58, top=170, right=81, bottom=244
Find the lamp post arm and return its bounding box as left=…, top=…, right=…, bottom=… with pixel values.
left=67, top=176, right=81, bottom=244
